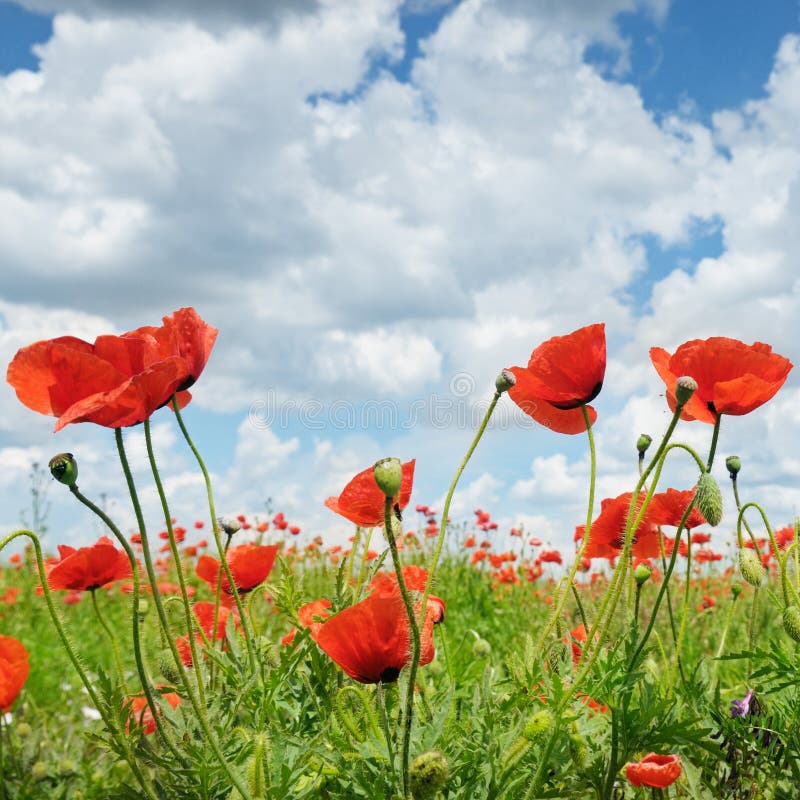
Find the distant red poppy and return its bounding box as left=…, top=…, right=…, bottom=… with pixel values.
left=6, top=307, right=217, bottom=431
left=281, top=599, right=333, bottom=647
left=507, top=324, right=605, bottom=435
left=584, top=494, right=659, bottom=560
left=650, top=337, right=791, bottom=423
left=127, top=688, right=182, bottom=735
left=47, top=536, right=133, bottom=592
left=0, top=635, right=29, bottom=712
left=649, top=488, right=707, bottom=529
left=325, top=460, right=415, bottom=527
left=196, top=543, right=279, bottom=595
left=538, top=549, right=563, bottom=565
left=175, top=601, right=239, bottom=666
left=312, top=583, right=439, bottom=684
left=625, top=753, right=682, bottom=788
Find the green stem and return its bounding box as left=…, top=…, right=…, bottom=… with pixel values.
left=115, top=430, right=253, bottom=800
left=143, top=418, right=206, bottom=704
left=670, top=533, right=692, bottom=692
left=90, top=588, right=129, bottom=695
left=376, top=681, right=397, bottom=775
left=170, top=399, right=257, bottom=668
left=0, top=530, right=160, bottom=800
left=382, top=496, right=421, bottom=799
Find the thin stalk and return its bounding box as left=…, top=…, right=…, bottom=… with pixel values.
left=115, top=430, right=253, bottom=800
left=170, top=399, right=257, bottom=668
left=143, top=418, right=206, bottom=704
left=90, top=588, right=129, bottom=695
left=376, top=681, right=397, bottom=774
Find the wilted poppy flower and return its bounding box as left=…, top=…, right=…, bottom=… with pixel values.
left=0, top=635, right=30, bottom=712
left=650, top=337, right=792, bottom=424
left=507, top=324, right=606, bottom=435
left=127, top=688, right=182, bottom=735
left=625, top=753, right=682, bottom=788
left=325, top=460, right=415, bottom=527
left=7, top=307, right=217, bottom=431
left=312, top=582, right=439, bottom=683
left=584, top=493, right=659, bottom=561
left=175, top=601, right=239, bottom=666
left=196, top=543, right=279, bottom=595
left=47, top=536, right=133, bottom=592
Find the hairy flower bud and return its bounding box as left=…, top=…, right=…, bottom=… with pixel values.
left=409, top=750, right=449, bottom=800
left=523, top=710, right=554, bottom=742
left=695, top=473, right=723, bottom=527
left=739, top=548, right=765, bottom=587
left=472, top=638, right=491, bottom=659
left=31, top=761, right=48, bottom=781
left=636, top=434, right=652, bottom=456
left=783, top=605, right=800, bottom=643
left=495, top=369, right=516, bottom=394
left=49, top=453, right=78, bottom=487
left=726, top=455, right=741, bottom=480
left=568, top=723, right=587, bottom=768
left=675, top=375, right=698, bottom=407
left=373, top=457, right=403, bottom=498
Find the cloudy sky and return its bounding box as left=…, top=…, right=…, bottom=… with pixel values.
left=1, top=0, right=799, bottom=556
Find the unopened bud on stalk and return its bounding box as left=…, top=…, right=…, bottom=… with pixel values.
left=675, top=375, right=698, bottom=407
left=16, top=722, right=32, bottom=739
left=633, top=562, right=652, bottom=586
left=783, top=605, right=800, bottom=643
left=373, top=457, right=403, bottom=498
left=31, top=762, right=48, bottom=781
left=217, top=517, right=241, bottom=536
left=739, top=548, right=765, bottom=587
left=726, top=455, right=742, bottom=480
left=472, top=638, right=491, bottom=659
left=495, top=369, right=516, bottom=394
left=157, top=649, right=183, bottom=684
left=49, top=453, right=78, bottom=487
left=731, top=584, right=742, bottom=599
left=636, top=434, right=652, bottom=456
left=523, top=710, right=554, bottom=742
left=695, top=473, right=723, bottom=526
left=568, top=723, right=587, bottom=768
left=409, top=750, right=449, bottom=800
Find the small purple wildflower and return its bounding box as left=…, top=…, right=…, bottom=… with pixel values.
left=730, top=689, right=754, bottom=719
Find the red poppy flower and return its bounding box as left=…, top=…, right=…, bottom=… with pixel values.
left=281, top=599, right=333, bottom=647
left=649, top=488, right=707, bottom=529
left=6, top=307, right=217, bottom=431
left=175, top=601, right=239, bottom=666
left=584, top=493, right=659, bottom=561
left=47, top=536, right=133, bottom=592
left=507, top=324, right=606, bottom=435
left=127, top=688, right=182, bottom=735
left=650, top=337, right=792, bottom=423
left=325, top=460, right=415, bottom=527
left=196, top=543, right=279, bottom=595
left=312, top=582, right=439, bottom=683
left=625, top=753, right=682, bottom=788
left=0, top=635, right=30, bottom=712
left=537, top=549, right=563, bottom=565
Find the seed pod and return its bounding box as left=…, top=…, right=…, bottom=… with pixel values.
left=695, top=473, right=723, bottom=527
left=726, top=455, right=741, bottom=479
left=738, top=548, right=765, bottom=587
left=636, top=434, right=652, bottom=456
left=495, top=369, right=516, bottom=394
left=675, top=375, right=698, bottom=407
left=49, top=453, right=78, bottom=487
left=373, top=457, right=403, bottom=498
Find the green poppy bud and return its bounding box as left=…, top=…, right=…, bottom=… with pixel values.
left=675, top=375, right=698, bottom=407
left=495, top=369, right=516, bottom=394
left=568, top=724, right=587, bottom=768
left=633, top=562, right=652, bottom=586
left=409, top=750, right=449, bottom=800
left=695, top=473, right=723, bottom=527
left=636, top=434, right=652, bottom=456
left=472, top=638, right=491, bottom=659
left=49, top=453, right=78, bottom=487
left=523, top=710, right=554, bottom=742
left=739, top=548, right=765, bottom=587
left=15, top=721, right=32, bottom=739
left=726, top=455, right=741, bottom=479
left=31, top=761, right=48, bottom=781
left=373, top=457, right=403, bottom=498
left=783, top=605, right=800, bottom=643
left=731, top=584, right=742, bottom=599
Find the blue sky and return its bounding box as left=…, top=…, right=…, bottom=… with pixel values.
left=1, top=0, right=799, bottom=553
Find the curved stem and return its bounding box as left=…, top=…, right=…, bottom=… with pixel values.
left=0, top=530, right=160, bottom=800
